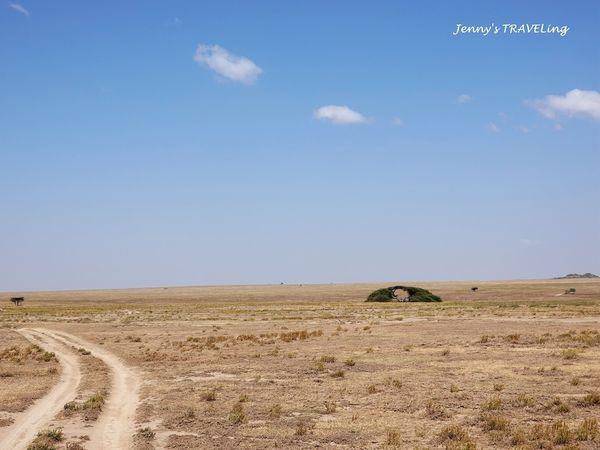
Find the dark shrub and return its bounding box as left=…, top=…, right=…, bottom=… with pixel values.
left=366, top=286, right=441, bottom=303
left=366, top=288, right=396, bottom=302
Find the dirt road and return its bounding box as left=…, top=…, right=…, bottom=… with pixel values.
left=37, top=329, right=141, bottom=450
left=0, top=329, right=82, bottom=450
left=0, top=328, right=141, bottom=450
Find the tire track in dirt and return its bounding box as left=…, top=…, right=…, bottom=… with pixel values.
left=36, top=329, right=141, bottom=450
left=0, top=329, right=82, bottom=450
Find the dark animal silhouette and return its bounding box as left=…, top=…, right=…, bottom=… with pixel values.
left=10, top=297, right=24, bottom=306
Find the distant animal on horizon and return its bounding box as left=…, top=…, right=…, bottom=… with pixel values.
left=10, top=297, right=24, bottom=306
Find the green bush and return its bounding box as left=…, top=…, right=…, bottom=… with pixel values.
left=365, top=286, right=442, bottom=303
left=366, top=288, right=396, bottom=302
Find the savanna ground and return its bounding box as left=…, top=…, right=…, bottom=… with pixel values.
left=1, top=279, right=599, bottom=449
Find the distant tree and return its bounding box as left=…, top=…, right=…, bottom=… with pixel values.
left=366, top=288, right=397, bottom=302
left=366, top=286, right=441, bottom=303
left=10, top=297, right=24, bottom=306
left=471, top=287, right=479, bottom=292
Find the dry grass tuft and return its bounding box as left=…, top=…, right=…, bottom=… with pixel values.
left=480, top=413, right=510, bottom=431
left=481, top=396, right=502, bottom=411
left=575, top=418, right=598, bottom=441
left=330, top=369, right=345, bottom=378
left=546, top=397, right=570, bottom=413
left=0, top=345, right=57, bottom=364
left=324, top=401, right=336, bottom=414
left=425, top=400, right=448, bottom=420
left=201, top=390, right=216, bottom=401
left=279, top=329, right=323, bottom=343
left=137, top=427, right=155, bottom=440
left=63, top=392, right=105, bottom=421
left=367, top=384, right=379, bottom=394
left=514, top=393, right=534, bottom=407
left=385, top=377, right=402, bottom=390
left=551, top=420, right=572, bottom=445
left=385, top=429, right=402, bottom=447
left=580, top=391, right=600, bottom=406
left=510, top=426, right=528, bottom=445
left=228, top=402, right=246, bottom=424
left=294, top=420, right=312, bottom=436
left=438, top=424, right=476, bottom=449
left=268, top=404, right=282, bottom=419
left=561, top=349, right=579, bottom=360
left=65, top=443, right=85, bottom=450
left=27, top=428, right=64, bottom=450
left=504, top=334, right=520, bottom=343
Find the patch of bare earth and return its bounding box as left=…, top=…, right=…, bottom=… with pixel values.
left=0, top=328, right=59, bottom=425
left=51, top=337, right=111, bottom=448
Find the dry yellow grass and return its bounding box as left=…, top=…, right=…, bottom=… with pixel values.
left=1, top=278, right=599, bottom=448
left=0, top=330, right=59, bottom=415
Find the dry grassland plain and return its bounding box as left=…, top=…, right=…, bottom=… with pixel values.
left=1, top=279, right=599, bottom=449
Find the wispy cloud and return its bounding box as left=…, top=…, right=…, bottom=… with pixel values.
left=518, top=125, right=531, bottom=133
left=391, top=117, right=404, bottom=127
left=486, top=122, right=500, bottom=133
left=457, top=94, right=472, bottom=104
left=527, top=89, right=600, bottom=121
left=193, top=44, right=262, bottom=85
left=9, top=3, right=29, bottom=16
left=313, top=105, right=367, bottom=125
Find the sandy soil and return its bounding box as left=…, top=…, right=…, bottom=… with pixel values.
left=1, top=279, right=599, bottom=449
left=0, top=329, right=81, bottom=449
left=40, top=329, right=141, bottom=449
left=0, top=328, right=140, bottom=450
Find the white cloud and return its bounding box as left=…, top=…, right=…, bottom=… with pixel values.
left=486, top=122, right=500, bottom=133
left=313, top=105, right=367, bottom=125
left=391, top=117, right=404, bottom=127
left=457, top=94, right=472, bottom=104
left=9, top=3, right=29, bottom=16
left=528, top=89, right=600, bottom=121
left=193, top=44, right=262, bottom=85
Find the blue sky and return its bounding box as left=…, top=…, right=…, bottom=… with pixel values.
left=1, top=1, right=599, bottom=291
